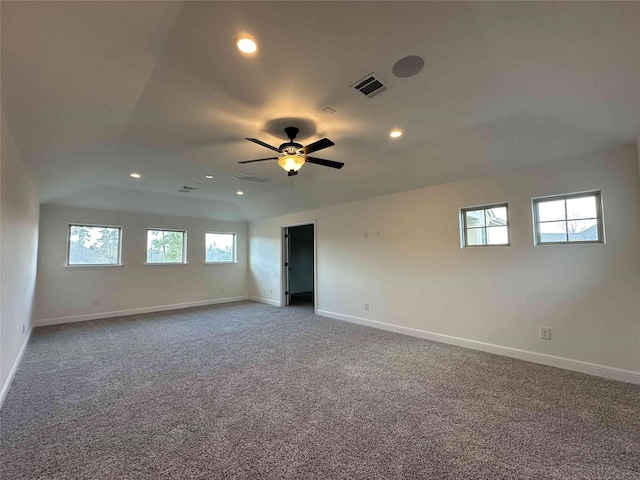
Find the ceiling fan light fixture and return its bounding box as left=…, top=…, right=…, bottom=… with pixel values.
left=236, top=37, right=257, bottom=54
left=240, top=127, right=343, bottom=175
left=390, top=130, right=403, bottom=138
left=278, top=154, right=305, bottom=173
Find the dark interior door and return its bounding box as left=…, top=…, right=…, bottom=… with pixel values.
left=286, top=224, right=314, bottom=306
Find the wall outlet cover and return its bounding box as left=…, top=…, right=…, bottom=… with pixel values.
left=540, top=327, right=551, bottom=340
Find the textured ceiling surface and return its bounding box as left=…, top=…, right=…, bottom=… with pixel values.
left=2, top=1, right=638, bottom=221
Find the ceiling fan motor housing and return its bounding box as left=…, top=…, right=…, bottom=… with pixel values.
left=280, top=143, right=304, bottom=156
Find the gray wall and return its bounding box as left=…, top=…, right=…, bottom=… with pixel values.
left=34, top=205, right=248, bottom=324
left=249, top=144, right=640, bottom=373
left=1, top=112, right=39, bottom=403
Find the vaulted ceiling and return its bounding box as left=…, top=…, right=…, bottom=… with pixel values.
left=2, top=1, right=638, bottom=221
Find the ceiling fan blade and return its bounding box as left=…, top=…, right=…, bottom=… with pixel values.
left=246, top=138, right=282, bottom=153
left=238, top=157, right=278, bottom=164
left=305, top=156, right=344, bottom=169
left=304, top=138, right=335, bottom=155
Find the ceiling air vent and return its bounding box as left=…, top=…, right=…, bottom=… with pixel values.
left=351, top=72, right=389, bottom=98
left=233, top=174, right=270, bottom=183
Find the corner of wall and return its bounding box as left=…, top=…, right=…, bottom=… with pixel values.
left=1, top=111, right=40, bottom=405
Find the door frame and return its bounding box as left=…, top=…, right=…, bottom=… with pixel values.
left=281, top=220, right=317, bottom=313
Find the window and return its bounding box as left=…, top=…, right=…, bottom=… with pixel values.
left=146, top=229, right=186, bottom=264
left=533, top=191, right=603, bottom=244
left=461, top=204, right=509, bottom=247
left=205, top=233, right=236, bottom=263
left=68, top=224, right=122, bottom=266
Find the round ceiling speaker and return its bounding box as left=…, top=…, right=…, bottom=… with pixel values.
left=392, top=55, right=425, bottom=78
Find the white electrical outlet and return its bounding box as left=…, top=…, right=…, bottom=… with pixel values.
left=364, top=231, right=368, bottom=238
left=22, top=324, right=25, bottom=334
left=270, top=288, right=273, bottom=294
left=376, top=231, right=381, bottom=237
left=220, top=288, right=224, bottom=294
left=364, top=302, right=370, bottom=310
left=92, top=299, right=99, bottom=306
left=540, top=327, right=551, bottom=340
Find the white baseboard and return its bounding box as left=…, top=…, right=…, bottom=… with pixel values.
left=35, top=296, right=249, bottom=327
left=248, top=296, right=281, bottom=307
left=0, top=327, right=32, bottom=410
left=317, top=310, right=640, bottom=385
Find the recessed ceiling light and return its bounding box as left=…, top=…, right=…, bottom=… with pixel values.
left=236, top=191, right=244, bottom=195
left=205, top=175, right=214, bottom=179
left=389, top=130, right=403, bottom=138
left=130, top=172, right=141, bottom=178
left=236, top=37, right=257, bottom=54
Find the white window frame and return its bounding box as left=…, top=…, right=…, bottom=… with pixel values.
left=66, top=223, right=123, bottom=268
left=460, top=203, right=510, bottom=248
left=204, top=232, right=237, bottom=264
left=145, top=228, right=188, bottom=265
left=532, top=191, right=604, bottom=245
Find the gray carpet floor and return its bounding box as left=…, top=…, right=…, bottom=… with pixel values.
left=1, top=301, right=639, bottom=479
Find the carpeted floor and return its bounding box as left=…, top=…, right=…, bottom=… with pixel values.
left=1, top=301, right=639, bottom=479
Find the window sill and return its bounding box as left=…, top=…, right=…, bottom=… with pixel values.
left=144, top=262, right=189, bottom=267
left=535, top=241, right=604, bottom=246
left=65, top=265, right=123, bottom=270
left=204, top=262, right=238, bottom=266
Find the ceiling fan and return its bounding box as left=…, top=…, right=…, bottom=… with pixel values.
left=239, top=127, right=344, bottom=176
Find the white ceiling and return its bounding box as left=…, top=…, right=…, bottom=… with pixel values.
left=2, top=1, right=638, bottom=221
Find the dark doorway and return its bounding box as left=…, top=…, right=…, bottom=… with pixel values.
left=284, top=224, right=314, bottom=307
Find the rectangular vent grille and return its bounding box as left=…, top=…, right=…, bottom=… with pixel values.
left=181, top=186, right=198, bottom=190
left=351, top=72, right=389, bottom=98
left=233, top=174, right=270, bottom=183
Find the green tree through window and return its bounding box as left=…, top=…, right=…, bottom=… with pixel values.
left=206, top=233, right=235, bottom=263
left=68, top=225, right=121, bottom=265
left=147, top=230, right=185, bottom=263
